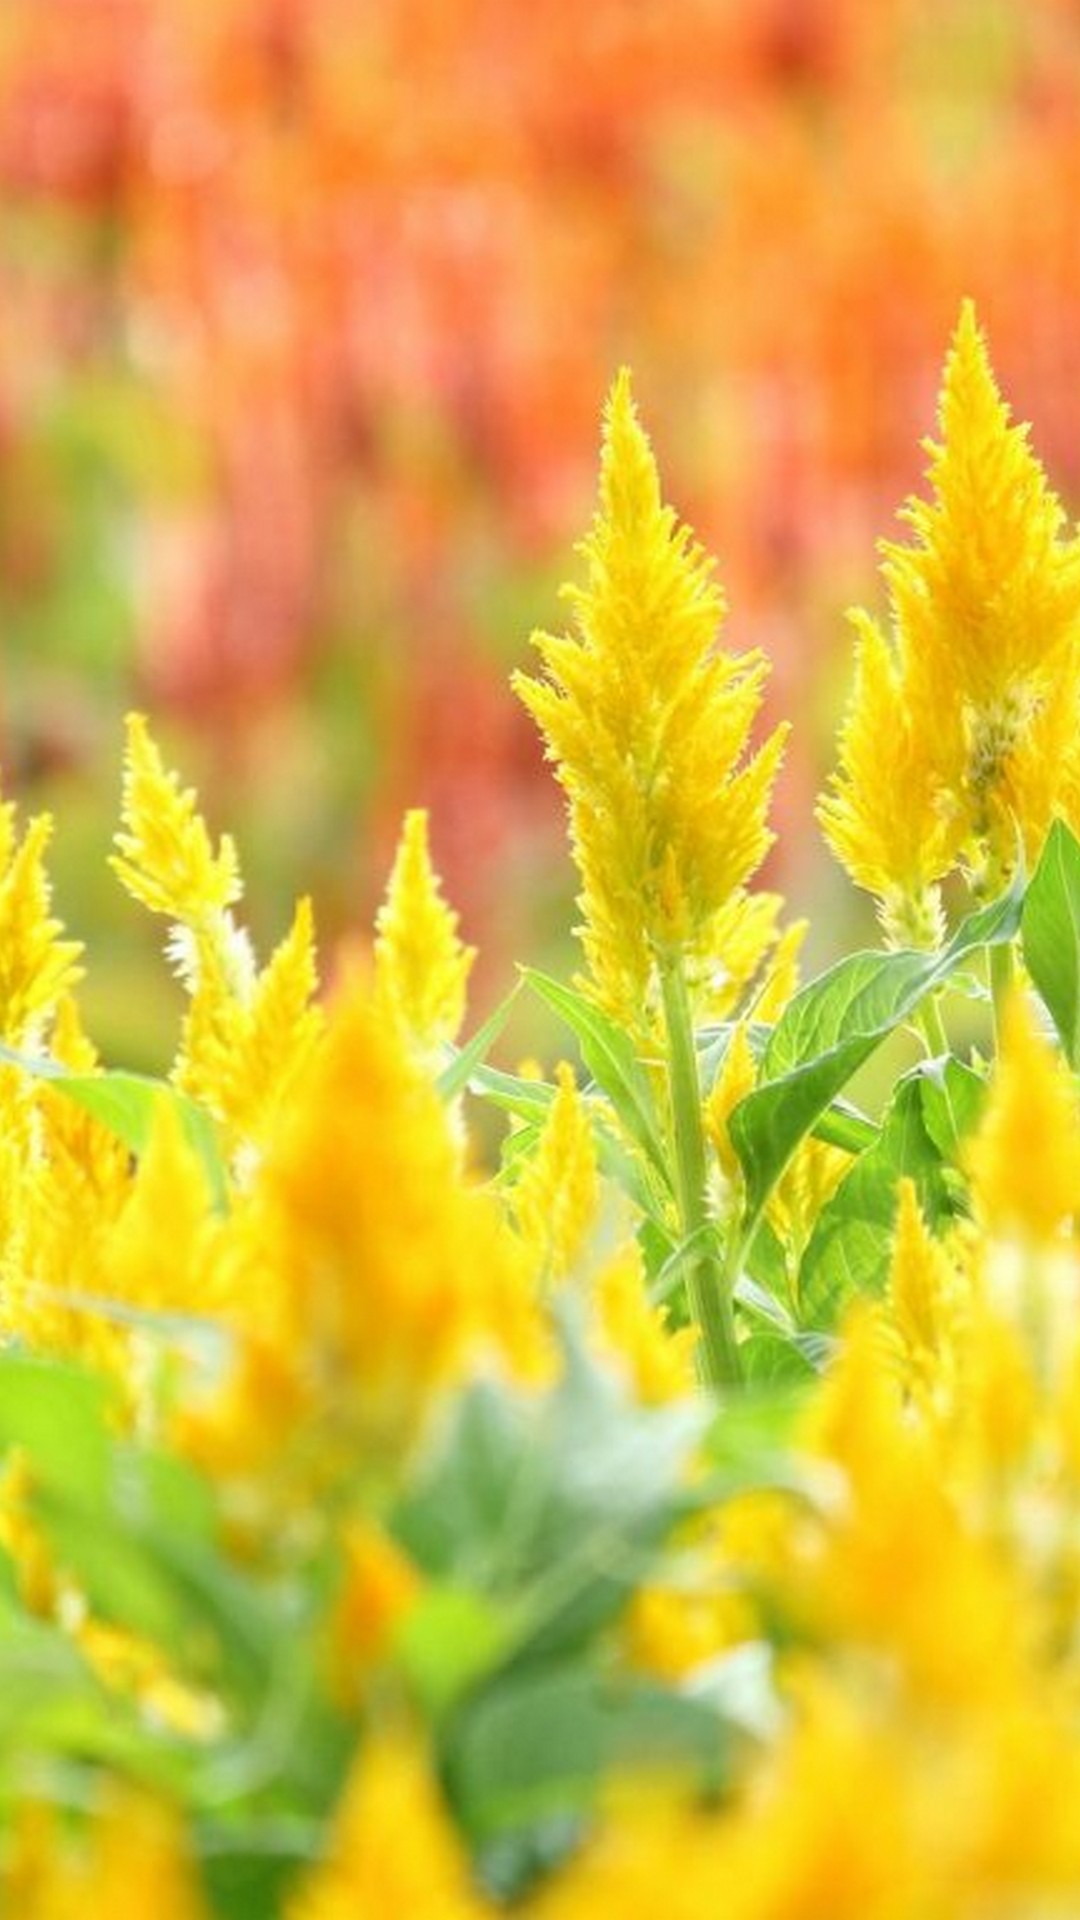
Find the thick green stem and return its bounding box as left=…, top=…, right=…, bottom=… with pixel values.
left=658, top=954, right=741, bottom=1389
left=918, top=991, right=950, bottom=1059
left=989, top=942, right=1014, bottom=1053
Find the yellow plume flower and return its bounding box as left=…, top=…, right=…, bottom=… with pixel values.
left=885, top=1178, right=964, bottom=1415
left=200, top=966, right=542, bottom=1476
left=512, top=1061, right=599, bottom=1280
left=966, top=991, right=1080, bottom=1243
left=818, top=610, right=955, bottom=944
left=113, top=717, right=321, bottom=1160
left=703, top=1021, right=757, bottom=1189
left=177, top=896, right=323, bottom=1156
left=0, top=808, right=82, bottom=1045
left=514, top=369, right=787, bottom=1029
left=592, top=1240, right=697, bottom=1403
left=328, top=1521, right=423, bottom=1711
left=752, top=916, right=807, bottom=1022
left=822, top=302, right=1080, bottom=923
left=5, top=1792, right=208, bottom=1920
left=286, top=1731, right=491, bottom=1920
left=112, top=713, right=240, bottom=922
left=374, top=809, right=474, bottom=1061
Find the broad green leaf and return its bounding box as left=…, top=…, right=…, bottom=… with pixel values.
left=1022, top=819, right=1080, bottom=1066
left=446, top=1661, right=733, bottom=1857
left=739, top=1332, right=817, bottom=1385
left=437, top=982, right=521, bottom=1102
left=467, top=1063, right=555, bottom=1127
left=395, top=1322, right=704, bottom=1669
left=397, top=1585, right=512, bottom=1720
left=521, top=970, right=668, bottom=1178
left=797, top=1070, right=952, bottom=1330
left=0, top=1354, right=111, bottom=1505
left=918, top=1055, right=986, bottom=1162
left=0, top=1043, right=229, bottom=1211
left=729, top=873, right=1023, bottom=1228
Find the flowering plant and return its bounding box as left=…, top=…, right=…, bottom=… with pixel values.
left=3, top=309, right=1080, bottom=1915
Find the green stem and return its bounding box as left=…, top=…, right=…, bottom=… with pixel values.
left=918, top=991, right=949, bottom=1059
left=989, top=942, right=1014, bottom=1053
left=658, top=954, right=741, bottom=1389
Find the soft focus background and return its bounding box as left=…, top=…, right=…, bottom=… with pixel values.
left=2, top=0, right=1080, bottom=1062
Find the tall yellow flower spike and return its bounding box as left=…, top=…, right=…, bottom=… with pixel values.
left=0, top=805, right=83, bottom=1045
left=206, top=964, right=542, bottom=1475
left=512, top=1061, right=599, bottom=1280
left=6, top=1791, right=208, bottom=1920
left=514, top=369, right=787, bottom=1029
left=966, top=990, right=1080, bottom=1243
left=822, top=302, right=1080, bottom=929
left=112, top=713, right=240, bottom=923
left=818, top=610, right=956, bottom=945
left=285, top=1731, right=491, bottom=1920
left=113, top=716, right=322, bottom=1160
left=374, top=808, right=474, bottom=1064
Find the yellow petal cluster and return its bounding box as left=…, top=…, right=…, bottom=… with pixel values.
left=966, top=989, right=1080, bottom=1243
left=514, top=369, right=787, bottom=1029
left=112, top=713, right=240, bottom=922
left=0, top=804, right=82, bottom=1046
left=821, top=302, right=1080, bottom=931
left=113, top=716, right=322, bottom=1159
left=5, top=1793, right=208, bottom=1920
left=374, top=809, right=474, bottom=1062
left=511, top=1061, right=599, bottom=1280
left=193, top=964, right=540, bottom=1479
left=285, top=1732, right=491, bottom=1920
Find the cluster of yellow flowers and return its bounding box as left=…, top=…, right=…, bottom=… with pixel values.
left=4, top=308, right=1080, bottom=1915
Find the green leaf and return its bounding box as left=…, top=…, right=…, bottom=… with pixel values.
left=739, top=1332, right=817, bottom=1385
left=521, top=970, right=668, bottom=1178
left=1022, top=819, right=1080, bottom=1066
left=0, top=1353, right=111, bottom=1505
left=446, top=1661, right=734, bottom=1860
left=918, top=1055, right=986, bottom=1163
left=397, top=1586, right=512, bottom=1720
left=395, top=1321, right=704, bottom=1669
left=728, top=872, right=1024, bottom=1229
left=467, top=1063, right=555, bottom=1128
left=797, top=1069, right=953, bottom=1330
left=0, top=1044, right=229, bottom=1211
left=437, top=983, right=521, bottom=1103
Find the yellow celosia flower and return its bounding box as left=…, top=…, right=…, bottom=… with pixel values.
left=0, top=807, right=82, bottom=1045
left=112, top=713, right=239, bottom=922
left=703, top=1020, right=757, bottom=1188
left=192, top=965, right=543, bottom=1480
left=512, top=1061, right=598, bottom=1279
left=966, top=990, right=1080, bottom=1243
left=285, top=1730, right=491, bottom=1920
left=818, top=610, right=955, bottom=944
left=696, top=889, right=784, bottom=1020
left=751, top=916, right=807, bottom=1022
left=592, top=1240, right=697, bottom=1403
left=374, top=809, right=474, bottom=1062
left=177, top=895, right=323, bottom=1155
left=822, top=302, right=1080, bottom=928
left=5, top=1791, right=208, bottom=1920
left=514, top=369, right=787, bottom=1029
left=328, top=1521, right=423, bottom=1711
left=769, top=1135, right=850, bottom=1267
left=527, top=1781, right=731, bottom=1920
left=884, top=1178, right=965, bottom=1415
left=112, top=716, right=322, bottom=1160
